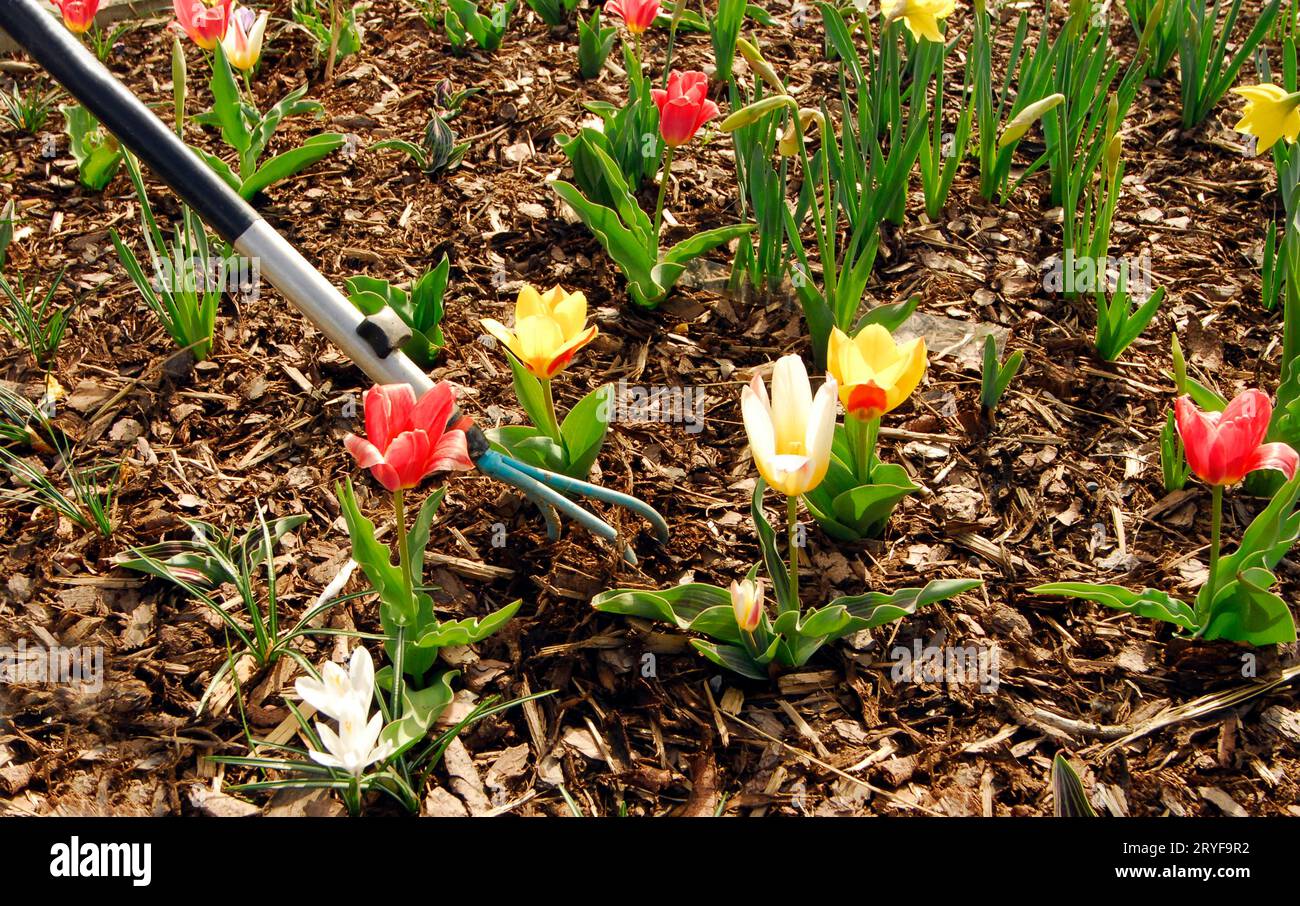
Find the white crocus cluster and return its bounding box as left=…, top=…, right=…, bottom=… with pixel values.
left=295, top=648, right=393, bottom=778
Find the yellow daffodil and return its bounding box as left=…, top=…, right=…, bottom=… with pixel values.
left=730, top=578, right=764, bottom=631
left=999, top=93, right=1065, bottom=149
left=1231, top=83, right=1300, bottom=154
left=741, top=354, right=838, bottom=497
left=778, top=108, right=824, bottom=157
left=882, top=0, right=955, bottom=43
left=481, top=285, right=598, bottom=379
left=827, top=325, right=927, bottom=421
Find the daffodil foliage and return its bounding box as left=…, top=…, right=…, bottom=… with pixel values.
left=593, top=481, right=979, bottom=679
left=1034, top=473, right=1300, bottom=646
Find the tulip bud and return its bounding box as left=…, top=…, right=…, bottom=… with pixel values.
left=720, top=94, right=794, bottom=133
left=172, top=33, right=187, bottom=137
left=730, top=579, right=764, bottom=632
left=998, top=93, right=1065, bottom=149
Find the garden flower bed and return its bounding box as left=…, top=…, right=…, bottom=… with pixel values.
left=0, top=0, right=1298, bottom=821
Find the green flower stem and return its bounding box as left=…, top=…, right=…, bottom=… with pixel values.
left=787, top=494, right=800, bottom=610
left=849, top=414, right=879, bottom=483
left=538, top=377, right=564, bottom=444
left=662, top=1, right=686, bottom=87
left=1206, top=483, right=1224, bottom=617
left=392, top=489, right=411, bottom=717
left=653, top=145, right=675, bottom=241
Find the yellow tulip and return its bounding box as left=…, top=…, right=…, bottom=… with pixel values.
left=741, top=355, right=838, bottom=497
left=881, top=0, right=955, bottom=43
left=1231, top=83, right=1300, bottom=154
left=999, top=93, right=1065, bottom=149
left=481, top=285, right=598, bottom=379
left=827, top=325, right=927, bottom=421
left=729, top=578, right=764, bottom=632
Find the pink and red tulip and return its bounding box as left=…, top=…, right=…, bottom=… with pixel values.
left=53, top=0, right=99, bottom=35
left=1174, top=390, right=1299, bottom=487
left=344, top=383, right=474, bottom=492
left=173, top=0, right=233, bottom=51
left=652, top=70, right=720, bottom=148
left=603, top=0, right=660, bottom=34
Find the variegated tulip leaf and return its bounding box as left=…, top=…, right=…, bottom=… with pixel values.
left=1033, top=582, right=1198, bottom=632
left=690, top=639, right=768, bottom=680
left=592, top=583, right=733, bottom=631
left=833, top=578, right=983, bottom=634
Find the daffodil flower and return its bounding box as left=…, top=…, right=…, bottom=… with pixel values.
left=1231, top=83, right=1300, bottom=154
left=881, top=0, right=955, bottom=43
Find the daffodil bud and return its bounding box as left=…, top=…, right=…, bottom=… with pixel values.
left=720, top=94, right=794, bottom=133
left=778, top=108, right=824, bottom=156
left=1105, top=132, right=1122, bottom=178
left=998, top=93, right=1065, bottom=149
left=736, top=37, right=785, bottom=94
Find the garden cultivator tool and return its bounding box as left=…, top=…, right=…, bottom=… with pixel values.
left=0, top=0, right=668, bottom=563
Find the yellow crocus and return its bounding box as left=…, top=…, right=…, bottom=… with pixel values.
left=481, top=285, right=598, bottom=379
left=881, top=0, right=955, bottom=43
left=827, top=325, right=927, bottom=421
left=741, top=355, right=838, bottom=497
left=1231, top=83, right=1300, bottom=154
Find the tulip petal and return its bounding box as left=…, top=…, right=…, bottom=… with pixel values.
left=344, top=434, right=385, bottom=470
left=1245, top=442, right=1299, bottom=481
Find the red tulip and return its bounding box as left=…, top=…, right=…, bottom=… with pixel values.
left=344, top=383, right=474, bottom=492
left=53, top=0, right=99, bottom=34
left=174, top=0, right=233, bottom=51
left=652, top=70, right=720, bottom=148
left=603, top=0, right=660, bottom=34
left=1174, top=390, right=1298, bottom=487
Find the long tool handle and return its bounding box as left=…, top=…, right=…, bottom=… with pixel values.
left=0, top=0, right=432, bottom=393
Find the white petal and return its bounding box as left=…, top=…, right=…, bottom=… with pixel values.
left=770, top=355, right=812, bottom=449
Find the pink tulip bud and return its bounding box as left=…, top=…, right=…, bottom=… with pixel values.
left=1174, top=390, right=1298, bottom=487
left=53, top=0, right=99, bottom=34
left=173, top=0, right=233, bottom=51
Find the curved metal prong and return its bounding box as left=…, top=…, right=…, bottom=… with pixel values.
left=476, top=451, right=638, bottom=564
left=498, top=457, right=671, bottom=543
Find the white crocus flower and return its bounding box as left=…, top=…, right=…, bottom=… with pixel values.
left=309, top=710, right=394, bottom=778
left=295, top=647, right=376, bottom=722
